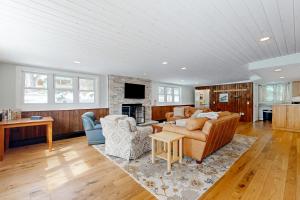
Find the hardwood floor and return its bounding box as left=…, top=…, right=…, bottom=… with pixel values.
left=0, top=121, right=299, bottom=200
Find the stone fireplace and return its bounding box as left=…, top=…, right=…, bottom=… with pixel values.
left=122, top=103, right=145, bottom=124
left=108, top=75, right=152, bottom=121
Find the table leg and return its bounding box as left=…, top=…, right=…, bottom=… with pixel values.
left=5, top=128, right=10, bottom=151
left=179, top=138, right=182, bottom=163
left=46, top=123, right=53, bottom=151
left=151, top=138, right=155, bottom=163
left=167, top=142, right=171, bottom=172
left=0, top=127, right=4, bottom=161
left=173, top=140, right=178, bottom=161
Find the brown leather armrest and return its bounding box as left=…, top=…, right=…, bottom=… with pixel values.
left=165, top=112, right=174, bottom=121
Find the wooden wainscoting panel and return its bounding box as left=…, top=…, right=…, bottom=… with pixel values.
left=196, top=82, right=253, bottom=122
left=9, top=108, right=109, bottom=146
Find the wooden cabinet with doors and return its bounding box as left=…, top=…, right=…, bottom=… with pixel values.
left=272, top=104, right=300, bottom=132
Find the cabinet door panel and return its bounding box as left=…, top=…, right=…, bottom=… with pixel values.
left=292, top=81, right=300, bottom=97
left=286, top=106, right=300, bottom=130
left=272, top=105, right=286, bottom=128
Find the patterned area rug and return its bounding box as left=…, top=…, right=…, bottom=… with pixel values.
left=93, top=134, right=256, bottom=200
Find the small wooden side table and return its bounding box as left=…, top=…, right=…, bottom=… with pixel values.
left=149, top=131, right=184, bottom=172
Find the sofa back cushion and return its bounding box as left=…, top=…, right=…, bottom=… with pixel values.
left=218, top=111, right=231, bottom=118
left=202, top=108, right=212, bottom=112
left=173, top=107, right=185, bottom=117
left=186, top=118, right=208, bottom=131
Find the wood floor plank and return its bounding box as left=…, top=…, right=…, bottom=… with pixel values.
left=0, top=121, right=299, bottom=200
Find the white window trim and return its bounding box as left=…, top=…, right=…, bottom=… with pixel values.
left=16, top=66, right=100, bottom=111
left=157, top=85, right=182, bottom=105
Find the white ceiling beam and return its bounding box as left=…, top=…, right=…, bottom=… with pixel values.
left=248, top=53, right=300, bottom=70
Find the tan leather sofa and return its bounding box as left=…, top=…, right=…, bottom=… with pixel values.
left=165, top=106, right=211, bottom=121
left=162, top=113, right=240, bottom=162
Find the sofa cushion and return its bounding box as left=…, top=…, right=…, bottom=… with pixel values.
left=163, top=124, right=207, bottom=141
left=185, top=118, right=208, bottom=131
left=175, top=119, right=188, bottom=127
left=173, top=107, right=185, bottom=117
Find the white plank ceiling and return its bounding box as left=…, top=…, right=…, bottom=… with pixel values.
left=0, top=0, right=299, bottom=85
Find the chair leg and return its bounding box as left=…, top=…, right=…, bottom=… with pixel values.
left=196, top=160, right=202, bottom=164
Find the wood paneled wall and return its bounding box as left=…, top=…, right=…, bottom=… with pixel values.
left=9, top=108, right=109, bottom=145
left=151, top=104, right=194, bottom=121
left=196, top=82, right=253, bottom=122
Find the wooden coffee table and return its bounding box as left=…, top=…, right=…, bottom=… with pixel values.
left=149, top=131, right=184, bottom=172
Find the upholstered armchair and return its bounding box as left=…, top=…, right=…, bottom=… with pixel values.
left=100, top=115, right=153, bottom=160
left=81, top=112, right=105, bottom=145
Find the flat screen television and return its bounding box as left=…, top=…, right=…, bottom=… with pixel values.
left=124, top=83, right=145, bottom=99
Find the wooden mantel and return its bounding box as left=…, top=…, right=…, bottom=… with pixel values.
left=272, top=104, right=300, bottom=132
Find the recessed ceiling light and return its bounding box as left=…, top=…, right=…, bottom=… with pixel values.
left=143, top=72, right=147, bottom=76
left=162, top=61, right=168, bottom=65
left=181, top=67, right=187, bottom=70
left=74, top=61, right=80, bottom=64
left=274, top=68, right=282, bottom=72
left=280, top=76, right=285, bottom=79
left=259, top=37, right=270, bottom=42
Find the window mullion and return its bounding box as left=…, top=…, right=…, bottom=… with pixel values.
left=49, top=73, right=54, bottom=104
left=74, top=77, right=79, bottom=104
left=172, top=87, right=174, bottom=103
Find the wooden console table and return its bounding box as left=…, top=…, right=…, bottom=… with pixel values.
left=0, top=117, right=54, bottom=161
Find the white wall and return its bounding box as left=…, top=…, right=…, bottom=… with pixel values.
left=0, top=62, right=108, bottom=111
left=151, top=81, right=194, bottom=106
left=0, top=62, right=195, bottom=111
left=0, top=63, right=17, bottom=109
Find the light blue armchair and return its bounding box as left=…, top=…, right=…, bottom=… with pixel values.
left=81, top=112, right=105, bottom=145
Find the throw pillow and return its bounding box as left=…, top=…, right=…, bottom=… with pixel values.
left=195, top=112, right=219, bottom=120
left=175, top=119, right=188, bottom=127
left=184, top=107, right=196, bottom=118
left=173, top=107, right=185, bottom=117
left=191, top=110, right=203, bottom=119
left=186, top=118, right=208, bottom=131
